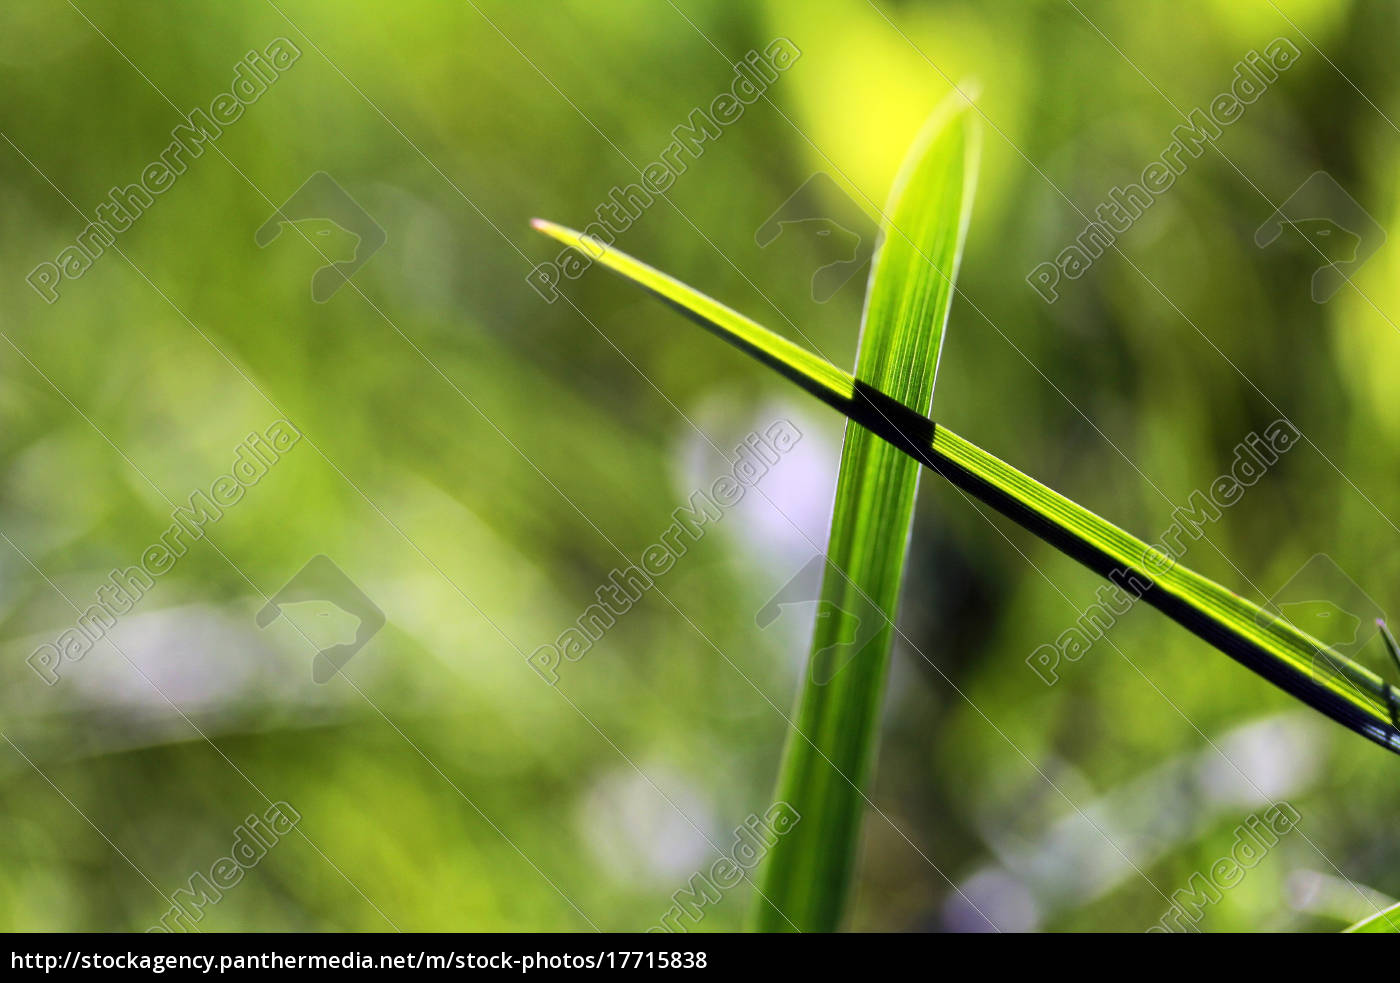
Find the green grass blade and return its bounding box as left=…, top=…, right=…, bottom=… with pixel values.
left=530, top=214, right=1400, bottom=756
left=530, top=217, right=852, bottom=409
left=1344, top=900, right=1400, bottom=932
left=540, top=102, right=978, bottom=930
left=749, top=101, right=979, bottom=932
left=928, top=427, right=1400, bottom=749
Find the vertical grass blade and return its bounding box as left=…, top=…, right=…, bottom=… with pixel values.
left=749, top=100, right=979, bottom=932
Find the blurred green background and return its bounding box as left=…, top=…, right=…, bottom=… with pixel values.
left=2, top=0, right=1399, bottom=932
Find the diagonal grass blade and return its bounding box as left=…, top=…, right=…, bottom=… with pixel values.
left=1344, top=900, right=1400, bottom=932
left=527, top=224, right=1400, bottom=760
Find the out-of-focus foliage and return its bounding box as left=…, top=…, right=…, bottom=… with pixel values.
left=1, top=0, right=1398, bottom=932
